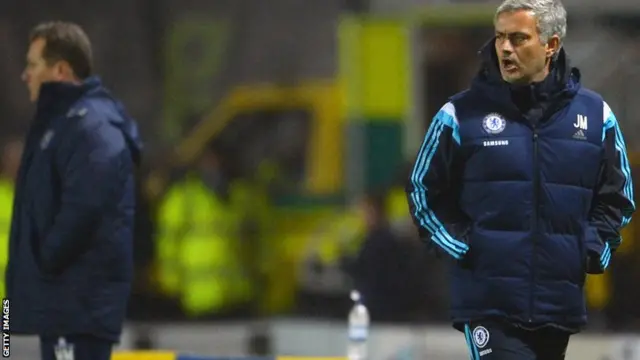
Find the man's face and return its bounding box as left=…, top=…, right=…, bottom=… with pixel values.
left=21, top=38, right=60, bottom=102
left=494, top=10, right=559, bottom=84
left=198, top=151, right=219, bottom=174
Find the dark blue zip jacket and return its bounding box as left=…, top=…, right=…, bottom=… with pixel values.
left=406, top=39, right=635, bottom=331
left=6, top=76, right=142, bottom=341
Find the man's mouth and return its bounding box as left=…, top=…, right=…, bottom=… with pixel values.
left=501, top=59, right=518, bottom=71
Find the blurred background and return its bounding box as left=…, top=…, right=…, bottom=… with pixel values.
left=2, top=0, right=640, bottom=359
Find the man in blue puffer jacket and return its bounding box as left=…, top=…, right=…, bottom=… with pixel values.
left=7, top=21, right=142, bottom=360
left=406, top=0, right=635, bottom=359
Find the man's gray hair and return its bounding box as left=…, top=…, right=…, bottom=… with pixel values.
left=496, top=0, right=567, bottom=44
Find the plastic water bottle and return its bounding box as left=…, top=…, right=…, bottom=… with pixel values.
left=347, top=290, right=369, bottom=360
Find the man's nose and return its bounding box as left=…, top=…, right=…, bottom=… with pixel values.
left=499, top=40, right=514, bottom=54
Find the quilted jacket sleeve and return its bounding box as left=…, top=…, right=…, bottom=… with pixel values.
left=406, top=102, right=470, bottom=260
left=585, top=101, right=636, bottom=274
left=40, top=112, right=134, bottom=274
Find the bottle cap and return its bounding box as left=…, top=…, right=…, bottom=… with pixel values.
left=350, top=290, right=361, bottom=303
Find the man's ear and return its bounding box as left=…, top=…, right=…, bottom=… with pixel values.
left=51, top=60, right=76, bottom=81
left=546, top=35, right=561, bottom=59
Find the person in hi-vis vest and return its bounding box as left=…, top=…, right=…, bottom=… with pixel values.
left=0, top=138, right=23, bottom=299
left=157, top=144, right=251, bottom=317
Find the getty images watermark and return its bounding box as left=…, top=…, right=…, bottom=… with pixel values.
left=2, top=299, right=9, bottom=358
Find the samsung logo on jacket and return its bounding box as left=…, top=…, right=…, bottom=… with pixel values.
left=407, top=44, right=635, bottom=331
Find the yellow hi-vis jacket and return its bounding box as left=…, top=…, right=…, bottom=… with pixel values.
left=0, top=179, right=12, bottom=299
left=156, top=175, right=251, bottom=316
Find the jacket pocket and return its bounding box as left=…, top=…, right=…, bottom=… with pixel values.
left=463, top=227, right=529, bottom=277
left=577, top=232, right=587, bottom=285
left=37, top=276, right=82, bottom=317
left=583, top=226, right=606, bottom=275
left=451, top=223, right=473, bottom=269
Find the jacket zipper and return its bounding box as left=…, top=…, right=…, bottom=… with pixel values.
left=529, top=128, right=540, bottom=323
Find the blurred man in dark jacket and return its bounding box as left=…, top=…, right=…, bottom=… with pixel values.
left=346, top=191, right=429, bottom=322
left=7, top=21, right=142, bottom=360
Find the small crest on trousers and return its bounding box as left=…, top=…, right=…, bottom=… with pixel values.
left=54, top=337, right=74, bottom=360
left=472, top=326, right=490, bottom=348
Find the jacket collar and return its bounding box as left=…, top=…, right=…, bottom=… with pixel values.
left=36, top=76, right=102, bottom=115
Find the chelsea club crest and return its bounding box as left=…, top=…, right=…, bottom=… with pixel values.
left=472, top=326, right=490, bottom=348
left=482, top=113, right=506, bottom=134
